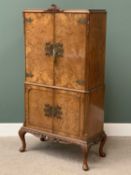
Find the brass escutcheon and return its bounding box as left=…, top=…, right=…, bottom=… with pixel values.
left=45, top=42, right=64, bottom=58
left=43, top=104, right=62, bottom=118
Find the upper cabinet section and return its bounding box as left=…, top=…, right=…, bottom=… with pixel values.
left=24, top=6, right=106, bottom=91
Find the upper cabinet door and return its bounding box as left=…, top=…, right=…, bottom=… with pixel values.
left=24, top=12, right=54, bottom=85
left=54, top=13, right=89, bottom=90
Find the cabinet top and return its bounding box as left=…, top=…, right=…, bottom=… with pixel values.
left=24, top=4, right=106, bottom=13
left=23, top=9, right=106, bottom=14
left=23, top=4, right=106, bottom=14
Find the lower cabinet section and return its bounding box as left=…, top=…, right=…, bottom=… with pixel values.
left=20, top=84, right=106, bottom=171
left=25, top=84, right=85, bottom=139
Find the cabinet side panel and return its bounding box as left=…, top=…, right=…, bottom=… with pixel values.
left=87, top=13, right=106, bottom=89
left=86, top=87, right=105, bottom=138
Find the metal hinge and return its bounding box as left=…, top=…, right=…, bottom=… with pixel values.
left=25, top=17, right=33, bottom=24
left=26, top=72, right=33, bottom=78
left=76, top=80, right=85, bottom=85
left=78, top=18, right=89, bottom=25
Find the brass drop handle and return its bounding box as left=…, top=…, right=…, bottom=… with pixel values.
left=52, top=47, right=57, bottom=57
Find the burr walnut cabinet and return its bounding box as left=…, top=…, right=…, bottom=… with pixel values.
left=19, top=4, right=107, bottom=171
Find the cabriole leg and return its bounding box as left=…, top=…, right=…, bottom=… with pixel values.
left=81, top=144, right=90, bottom=171
left=19, top=127, right=27, bottom=152
left=99, top=131, right=107, bottom=157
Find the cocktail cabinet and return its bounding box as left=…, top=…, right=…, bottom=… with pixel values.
left=19, top=4, right=107, bottom=171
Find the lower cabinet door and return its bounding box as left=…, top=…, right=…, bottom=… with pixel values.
left=53, top=89, right=84, bottom=139
left=25, top=85, right=53, bottom=132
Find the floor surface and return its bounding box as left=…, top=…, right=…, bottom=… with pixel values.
left=0, top=136, right=131, bottom=175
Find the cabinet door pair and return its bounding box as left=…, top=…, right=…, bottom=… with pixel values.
left=24, top=12, right=89, bottom=90
left=25, top=85, right=85, bottom=139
